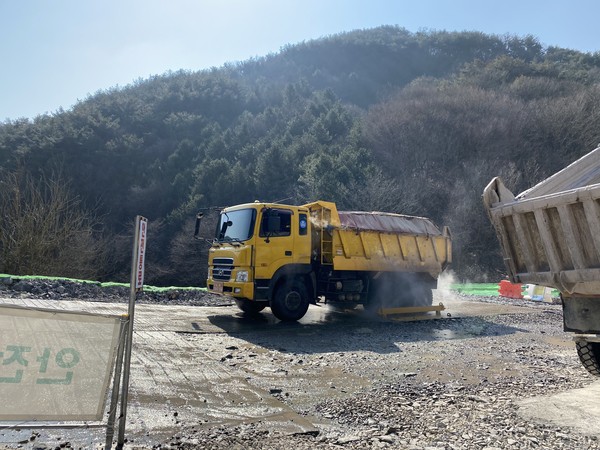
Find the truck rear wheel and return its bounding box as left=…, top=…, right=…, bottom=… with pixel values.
left=271, top=279, right=310, bottom=322
left=366, top=273, right=434, bottom=312
left=576, top=340, right=600, bottom=376
left=235, top=298, right=267, bottom=314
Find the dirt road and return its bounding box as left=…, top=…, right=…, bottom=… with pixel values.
left=1, top=291, right=599, bottom=449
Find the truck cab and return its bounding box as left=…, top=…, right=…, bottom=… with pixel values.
left=206, top=202, right=314, bottom=321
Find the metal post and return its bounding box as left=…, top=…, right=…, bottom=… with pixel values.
left=104, top=317, right=128, bottom=450
left=116, top=216, right=146, bottom=449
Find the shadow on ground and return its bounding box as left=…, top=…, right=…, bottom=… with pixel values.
left=200, top=304, right=527, bottom=355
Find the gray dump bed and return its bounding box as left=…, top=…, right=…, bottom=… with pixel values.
left=484, top=146, right=600, bottom=372
left=483, top=146, right=600, bottom=297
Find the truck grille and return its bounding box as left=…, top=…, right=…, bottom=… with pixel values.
left=212, top=258, right=234, bottom=281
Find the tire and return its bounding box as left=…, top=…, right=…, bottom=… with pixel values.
left=576, top=340, right=600, bottom=377
left=234, top=298, right=267, bottom=314
left=270, top=278, right=310, bottom=321
left=365, top=277, right=384, bottom=312
left=366, top=273, right=434, bottom=312
left=328, top=302, right=359, bottom=311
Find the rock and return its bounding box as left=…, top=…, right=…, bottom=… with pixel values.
left=337, top=435, right=361, bottom=444
left=12, top=280, right=34, bottom=292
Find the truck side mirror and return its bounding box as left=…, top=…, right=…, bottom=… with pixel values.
left=194, top=212, right=204, bottom=239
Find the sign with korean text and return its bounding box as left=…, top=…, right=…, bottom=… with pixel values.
left=135, top=217, right=148, bottom=290
left=0, top=304, right=122, bottom=421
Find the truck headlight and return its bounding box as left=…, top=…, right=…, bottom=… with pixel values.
left=236, top=271, right=249, bottom=282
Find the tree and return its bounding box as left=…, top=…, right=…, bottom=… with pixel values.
left=0, top=168, right=110, bottom=279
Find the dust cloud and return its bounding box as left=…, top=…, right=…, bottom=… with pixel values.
left=435, top=270, right=459, bottom=304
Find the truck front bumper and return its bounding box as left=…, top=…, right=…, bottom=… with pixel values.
left=206, top=279, right=254, bottom=300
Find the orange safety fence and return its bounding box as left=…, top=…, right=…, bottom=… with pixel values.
left=498, top=280, right=523, bottom=299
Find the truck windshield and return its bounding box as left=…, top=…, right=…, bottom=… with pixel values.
left=216, top=208, right=256, bottom=242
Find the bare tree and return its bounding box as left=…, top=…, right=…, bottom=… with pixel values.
left=0, top=168, right=110, bottom=279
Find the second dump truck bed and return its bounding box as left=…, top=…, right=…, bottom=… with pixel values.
left=483, top=147, right=600, bottom=296
left=483, top=146, right=600, bottom=376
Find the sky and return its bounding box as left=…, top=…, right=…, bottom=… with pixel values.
left=1, top=0, right=599, bottom=121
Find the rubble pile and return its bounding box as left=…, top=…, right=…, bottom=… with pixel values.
left=0, top=276, right=230, bottom=306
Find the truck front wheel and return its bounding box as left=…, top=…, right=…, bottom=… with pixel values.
left=271, top=279, right=310, bottom=322
left=576, top=340, right=600, bottom=376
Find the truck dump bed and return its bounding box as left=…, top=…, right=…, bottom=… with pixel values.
left=304, top=201, right=452, bottom=275
left=483, top=146, right=600, bottom=297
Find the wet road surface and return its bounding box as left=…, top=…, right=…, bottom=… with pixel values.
left=1, top=295, right=599, bottom=448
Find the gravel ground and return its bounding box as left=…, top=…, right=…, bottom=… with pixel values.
left=172, top=298, right=599, bottom=450
left=1, top=278, right=599, bottom=450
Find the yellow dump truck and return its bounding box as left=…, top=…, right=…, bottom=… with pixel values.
left=198, top=200, right=451, bottom=321
left=483, top=146, right=600, bottom=376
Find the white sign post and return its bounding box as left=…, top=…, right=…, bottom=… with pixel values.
left=115, top=215, right=147, bottom=450
left=135, top=217, right=148, bottom=290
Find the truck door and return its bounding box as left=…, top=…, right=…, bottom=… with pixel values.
left=254, top=208, right=295, bottom=282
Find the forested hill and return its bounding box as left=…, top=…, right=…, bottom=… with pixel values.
left=2, top=26, right=600, bottom=285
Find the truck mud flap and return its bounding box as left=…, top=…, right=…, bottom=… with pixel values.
left=563, top=297, right=600, bottom=334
